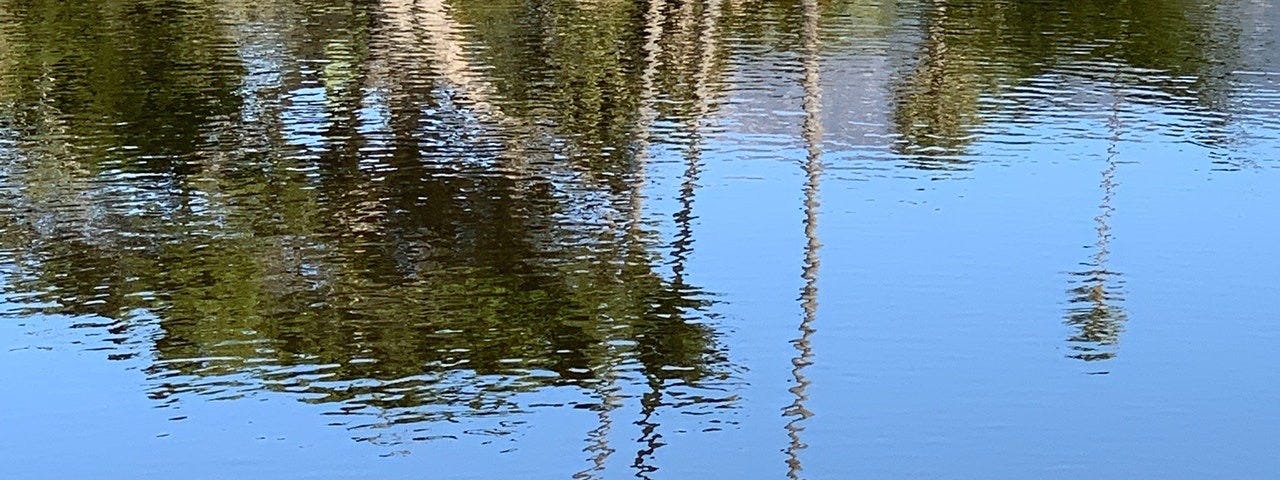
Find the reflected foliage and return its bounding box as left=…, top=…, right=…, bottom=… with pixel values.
left=0, top=0, right=735, bottom=441
left=1064, top=272, right=1127, bottom=363
left=892, top=0, right=1230, bottom=165
left=0, top=0, right=1264, bottom=457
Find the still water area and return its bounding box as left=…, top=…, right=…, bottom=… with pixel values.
left=1, top=0, right=1278, bottom=478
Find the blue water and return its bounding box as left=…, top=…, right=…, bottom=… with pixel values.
left=1, top=0, right=1279, bottom=477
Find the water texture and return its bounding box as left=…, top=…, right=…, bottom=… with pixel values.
left=0, top=0, right=1278, bottom=478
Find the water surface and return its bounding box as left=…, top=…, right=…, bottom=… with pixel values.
left=1, top=0, right=1279, bottom=478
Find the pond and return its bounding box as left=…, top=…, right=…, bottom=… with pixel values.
left=1, top=0, right=1278, bottom=478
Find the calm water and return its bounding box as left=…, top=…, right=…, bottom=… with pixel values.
left=1, top=0, right=1279, bottom=478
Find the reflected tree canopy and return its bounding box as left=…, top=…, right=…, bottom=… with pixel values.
left=0, top=0, right=1267, bottom=454
left=892, top=0, right=1232, bottom=166
left=0, top=0, right=738, bottom=438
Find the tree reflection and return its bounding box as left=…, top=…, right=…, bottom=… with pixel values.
left=1, top=0, right=1257, bottom=465
left=786, top=0, right=821, bottom=476
left=1064, top=92, right=1127, bottom=365
left=0, top=0, right=734, bottom=446
left=891, top=0, right=1229, bottom=166
left=891, top=0, right=983, bottom=168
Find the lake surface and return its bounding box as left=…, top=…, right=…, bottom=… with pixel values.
left=1, top=0, right=1278, bottom=478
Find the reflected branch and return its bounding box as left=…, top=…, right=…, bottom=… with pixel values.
left=573, top=372, right=622, bottom=480
left=631, top=376, right=665, bottom=479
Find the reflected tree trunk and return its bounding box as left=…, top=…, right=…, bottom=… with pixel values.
left=577, top=0, right=672, bottom=476
left=378, top=0, right=500, bottom=117
left=375, top=0, right=555, bottom=179
left=786, top=0, right=821, bottom=478
left=632, top=0, right=723, bottom=476
left=1064, top=87, right=1128, bottom=366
